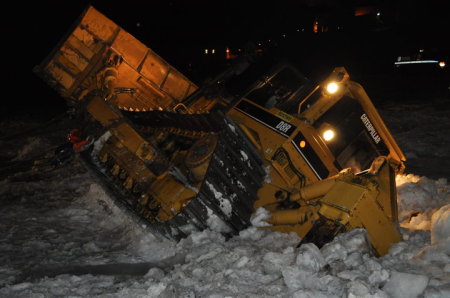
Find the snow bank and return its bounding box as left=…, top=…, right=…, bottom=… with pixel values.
left=2, top=172, right=450, bottom=297
left=431, top=204, right=450, bottom=252
left=396, top=174, right=450, bottom=230
left=383, top=271, right=429, bottom=298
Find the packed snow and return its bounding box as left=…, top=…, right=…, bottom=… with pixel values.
left=1, top=97, right=450, bottom=297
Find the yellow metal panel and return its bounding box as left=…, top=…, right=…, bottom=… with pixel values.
left=186, top=84, right=196, bottom=97
left=114, top=124, right=147, bottom=153
left=59, top=45, right=89, bottom=73
left=320, top=181, right=366, bottom=214
left=66, top=35, right=95, bottom=60
left=110, top=62, right=169, bottom=110
left=45, top=61, right=75, bottom=89
left=150, top=176, right=197, bottom=214
left=350, top=193, right=402, bottom=256
left=86, top=96, right=122, bottom=126
left=86, top=96, right=156, bottom=159
left=71, top=26, right=103, bottom=53
left=56, top=51, right=82, bottom=77
left=81, top=6, right=118, bottom=43
left=161, top=70, right=191, bottom=100
left=140, top=51, right=169, bottom=87
left=112, top=30, right=148, bottom=69
left=115, top=61, right=142, bottom=85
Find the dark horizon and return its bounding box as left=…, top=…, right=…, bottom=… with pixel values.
left=3, top=0, right=449, bottom=118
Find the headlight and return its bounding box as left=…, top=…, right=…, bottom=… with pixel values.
left=323, top=129, right=335, bottom=141
left=439, top=61, right=446, bottom=68
left=326, top=82, right=339, bottom=94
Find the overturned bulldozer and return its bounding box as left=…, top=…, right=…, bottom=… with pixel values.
left=35, top=6, right=406, bottom=256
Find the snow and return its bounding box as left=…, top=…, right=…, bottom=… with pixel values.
left=250, top=207, right=272, bottom=227
left=383, top=271, right=429, bottom=298
left=206, top=181, right=233, bottom=217
left=431, top=205, right=450, bottom=253
left=1, top=97, right=450, bottom=297
left=91, top=131, right=112, bottom=158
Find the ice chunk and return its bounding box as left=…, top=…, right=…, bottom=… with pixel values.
left=282, top=266, right=318, bottom=291
left=292, top=289, right=329, bottom=298
left=424, top=284, right=450, bottom=298
left=91, top=130, right=112, bottom=157
left=144, top=267, right=165, bottom=281
left=250, top=207, right=272, bottom=227
left=146, top=282, right=168, bottom=297
left=206, top=207, right=232, bottom=233
left=368, top=269, right=389, bottom=284
left=238, top=226, right=266, bottom=241
left=396, top=175, right=450, bottom=224
left=227, top=123, right=236, bottom=133
left=262, top=250, right=295, bottom=274
left=347, top=280, right=370, bottom=297
left=240, top=150, right=248, bottom=161
left=321, top=242, right=347, bottom=263
left=296, top=243, right=325, bottom=273
left=431, top=204, right=450, bottom=254
left=337, top=270, right=363, bottom=281
left=206, top=182, right=233, bottom=217
left=383, top=271, right=429, bottom=298
left=401, top=212, right=431, bottom=230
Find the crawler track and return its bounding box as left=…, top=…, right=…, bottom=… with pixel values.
left=83, top=110, right=266, bottom=240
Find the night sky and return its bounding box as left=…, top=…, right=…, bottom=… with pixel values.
left=2, top=0, right=449, bottom=118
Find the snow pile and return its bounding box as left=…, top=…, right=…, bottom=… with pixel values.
left=383, top=271, right=429, bottom=298
left=431, top=204, right=450, bottom=253
left=396, top=174, right=450, bottom=230
left=250, top=207, right=272, bottom=227
left=3, top=177, right=450, bottom=298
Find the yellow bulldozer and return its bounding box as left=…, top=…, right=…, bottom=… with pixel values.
left=34, top=6, right=406, bottom=256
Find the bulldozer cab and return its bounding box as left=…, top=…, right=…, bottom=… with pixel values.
left=241, top=64, right=310, bottom=111
left=228, top=64, right=405, bottom=178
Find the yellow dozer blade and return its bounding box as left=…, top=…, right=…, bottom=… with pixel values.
left=298, top=157, right=401, bottom=256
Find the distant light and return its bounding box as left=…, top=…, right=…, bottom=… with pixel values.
left=136, top=22, right=141, bottom=28
left=439, top=61, right=446, bottom=68
left=323, top=129, right=335, bottom=142
left=212, top=49, right=215, bottom=54
left=376, top=12, right=381, bottom=16
left=205, top=49, right=208, bottom=55
left=394, top=60, right=439, bottom=65
left=313, top=21, right=319, bottom=33
left=419, top=49, right=424, bottom=53
left=226, top=48, right=230, bottom=53
left=282, top=34, right=286, bottom=38
left=326, top=82, right=339, bottom=94
left=258, top=42, right=262, bottom=46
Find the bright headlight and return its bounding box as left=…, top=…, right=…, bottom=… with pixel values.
left=323, top=129, right=335, bottom=141
left=326, top=82, right=339, bottom=94
left=439, top=61, right=446, bottom=68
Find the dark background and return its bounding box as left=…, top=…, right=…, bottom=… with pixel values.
left=2, top=0, right=449, bottom=119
